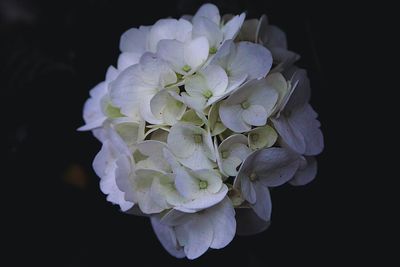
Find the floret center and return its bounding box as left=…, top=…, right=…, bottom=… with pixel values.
left=193, top=134, right=203, bottom=144
left=182, top=65, right=192, bottom=72
left=199, top=180, right=208, bottom=189
left=241, top=100, right=250, bottom=109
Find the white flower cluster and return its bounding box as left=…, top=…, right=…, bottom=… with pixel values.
left=79, top=3, right=323, bottom=259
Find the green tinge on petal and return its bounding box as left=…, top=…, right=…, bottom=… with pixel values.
left=144, top=126, right=170, bottom=139
left=265, top=72, right=289, bottom=114
left=212, top=123, right=227, bottom=136
left=114, top=121, right=140, bottom=148
left=133, top=149, right=148, bottom=163
left=149, top=128, right=169, bottom=142
left=209, top=46, right=217, bottom=54
left=180, top=109, right=204, bottom=126
left=203, top=89, right=213, bottom=99
left=219, top=129, right=234, bottom=141
left=105, top=103, right=124, bottom=118
left=208, top=103, right=227, bottom=136
left=248, top=125, right=278, bottom=150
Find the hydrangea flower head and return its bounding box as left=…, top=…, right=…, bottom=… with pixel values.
left=79, top=3, right=323, bottom=259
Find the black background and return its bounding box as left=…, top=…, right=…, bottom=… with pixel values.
left=2, top=0, right=384, bottom=266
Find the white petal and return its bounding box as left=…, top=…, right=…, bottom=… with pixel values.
left=192, top=17, right=223, bottom=49
left=136, top=140, right=166, bottom=156
left=251, top=182, right=272, bottom=221
left=191, top=169, right=222, bottom=194
left=117, top=52, right=141, bottom=71
left=119, top=27, right=148, bottom=53
left=247, top=79, right=278, bottom=116
left=181, top=93, right=206, bottom=111
left=207, top=197, right=236, bottom=249
left=174, top=19, right=194, bottom=43
left=202, top=64, right=228, bottom=97
left=94, top=143, right=134, bottom=211
left=219, top=103, right=249, bottom=133
left=208, top=103, right=226, bottom=136
left=177, top=146, right=217, bottom=170
left=99, top=124, right=131, bottom=159
left=230, top=42, right=273, bottom=80
left=139, top=52, right=177, bottom=87
left=157, top=39, right=185, bottom=73
left=175, top=215, right=213, bottom=259
left=272, top=115, right=306, bottom=154
left=240, top=176, right=256, bottom=204
left=149, top=19, right=192, bottom=52
left=184, top=73, right=208, bottom=98
left=150, top=216, right=185, bottom=258
left=140, top=94, right=163, bottom=124
left=195, top=110, right=209, bottom=126
left=241, top=105, right=268, bottom=126
left=222, top=13, right=246, bottom=41
left=167, top=123, right=199, bottom=158
left=151, top=89, right=186, bottom=125
left=218, top=134, right=251, bottom=176
left=184, top=37, right=209, bottom=71
left=219, top=79, right=277, bottom=132
left=252, top=147, right=300, bottom=187
left=92, top=140, right=113, bottom=178
left=113, top=118, right=141, bottom=149
left=193, top=3, right=220, bottom=25
left=229, top=142, right=252, bottom=161
left=201, top=127, right=217, bottom=161
left=180, top=109, right=204, bottom=126
left=289, top=104, right=324, bottom=156
left=248, top=125, right=278, bottom=150
left=266, top=72, right=290, bottom=115
left=226, top=73, right=248, bottom=92
left=174, top=167, right=200, bottom=199
left=78, top=101, right=105, bottom=131
left=221, top=157, right=242, bottom=177
left=176, top=185, right=228, bottom=212
left=79, top=82, right=107, bottom=131
left=285, top=68, right=311, bottom=111
left=214, top=138, right=227, bottom=178
left=290, top=156, right=317, bottom=186
left=115, top=155, right=136, bottom=203
left=133, top=169, right=166, bottom=214
left=105, top=65, right=118, bottom=82
left=109, top=64, right=143, bottom=119
left=135, top=141, right=170, bottom=172
left=160, top=209, right=191, bottom=226
left=210, top=39, right=234, bottom=70
left=150, top=174, right=178, bottom=209
left=150, top=89, right=170, bottom=119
